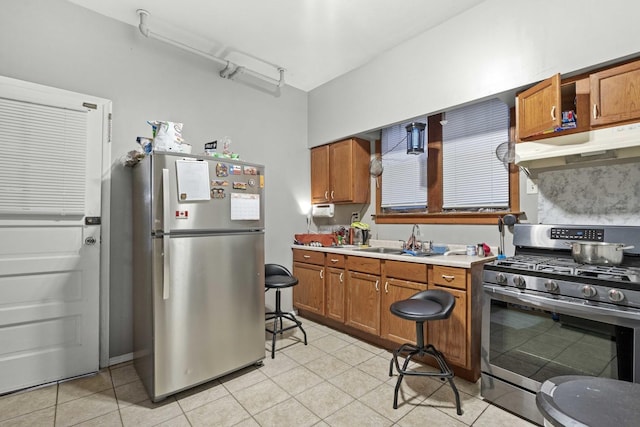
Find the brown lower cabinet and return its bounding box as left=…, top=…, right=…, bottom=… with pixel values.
left=325, top=253, right=346, bottom=323
left=380, top=261, right=428, bottom=346
left=427, top=284, right=468, bottom=368
left=345, top=255, right=381, bottom=335
left=292, top=248, right=484, bottom=382
left=292, top=249, right=325, bottom=315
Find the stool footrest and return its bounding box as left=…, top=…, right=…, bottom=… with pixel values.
left=389, top=341, right=463, bottom=415
left=265, top=310, right=307, bottom=359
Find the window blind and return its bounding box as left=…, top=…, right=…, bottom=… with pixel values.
left=0, top=97, right=88, bottom=215
left=442, top=98, right=509, bottom=209
left=381, top=119, right=427, bottom=208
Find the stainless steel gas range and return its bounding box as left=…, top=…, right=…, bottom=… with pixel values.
left=481, top=224, right=640, bottom=426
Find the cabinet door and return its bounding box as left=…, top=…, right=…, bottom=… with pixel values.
left=326, top=267, right=345, bottom=323
left=292, top=262, right=325, bottom=315
left=380, top=278, right=427, bottom=345
left=346, top=271, right=380, bottom=335
left=310, top=145, right=330, bottom=203
left=516, top=73, right=561, bottom=139
left=590, top=60, right=640, bottom=127
left=427, top=285, right=467, bottom=368
left=328, top=139, right=354, bottom=203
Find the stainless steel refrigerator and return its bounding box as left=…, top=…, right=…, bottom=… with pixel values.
left=132, top=151, right=265, bottom=401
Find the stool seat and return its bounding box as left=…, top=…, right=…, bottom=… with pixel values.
left=390, top=289, right=454, bottom=321
left=388, top=289, right=462, bottom=415
left=264, top=264, right=307, bottom=359
left=265, top=275, right=298, bottom=289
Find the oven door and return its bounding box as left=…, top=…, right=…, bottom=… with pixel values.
left=482, top=284, right=640, bottom=393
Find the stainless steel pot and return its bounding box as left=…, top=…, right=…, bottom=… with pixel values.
left=569, top=242, right=635, bottom=265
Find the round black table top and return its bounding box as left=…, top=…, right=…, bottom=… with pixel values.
left=265, top=274, right=298, bottom=289
left=536, top=375, right=640, bottom=427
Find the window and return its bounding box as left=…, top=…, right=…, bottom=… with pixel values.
left=376, top=99, right=519, bottom=224
left=380, top=119, right=427, bottom=210
left=442, top=98, right=510, bottom=210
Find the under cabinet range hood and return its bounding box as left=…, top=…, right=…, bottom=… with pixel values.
left=515, top=122, right=640, bottom=172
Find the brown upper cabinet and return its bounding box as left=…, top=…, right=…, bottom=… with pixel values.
left=517, top=58, right=640, bottom=141
left=516, top=74, right=590, bottom=140
left=516, top=73, right=561, bottom=139
left=310, top=137, right=370, bottom=204
left=590, top=60, right=640, bottom=127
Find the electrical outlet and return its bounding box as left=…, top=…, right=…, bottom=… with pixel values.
left=351, top=212, right=360, bottom=222
left=526, top=178, right=539, bottom=194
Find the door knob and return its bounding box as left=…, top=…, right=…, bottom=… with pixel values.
left=85, top=236, right=97, bottom=245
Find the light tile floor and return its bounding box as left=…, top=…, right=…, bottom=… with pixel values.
left=0, top=317, right=537, bottom=426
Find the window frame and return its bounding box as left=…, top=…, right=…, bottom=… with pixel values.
left=375, top=110, right=521, bottom=225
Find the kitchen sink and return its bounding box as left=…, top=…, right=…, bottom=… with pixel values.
left=354, top=247, right=404, bottom=255
left=400, top=251, right=435, bottom=257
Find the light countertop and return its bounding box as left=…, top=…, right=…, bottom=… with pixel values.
left=292, top=240, right=496, bottom=269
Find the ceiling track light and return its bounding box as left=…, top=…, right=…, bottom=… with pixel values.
left=135, top=9, right=285, bottom=89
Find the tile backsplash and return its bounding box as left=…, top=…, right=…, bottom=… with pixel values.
left=538, top=162, right=640, bottom=225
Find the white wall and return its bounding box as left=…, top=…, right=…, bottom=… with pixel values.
left=0, top=0, right=309, bottom=359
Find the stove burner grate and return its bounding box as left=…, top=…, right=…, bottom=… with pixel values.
left=492, top=255, right=640, bottom=283
left=575, top=265, right=640, bottom=282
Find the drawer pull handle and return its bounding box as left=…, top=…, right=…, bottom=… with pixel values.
left=442, top=274, right=455, bottom=281
left=339, top=272, right=343, bottom=283
left=550, top=105, right=556, bottom=121
left=303, top=255, right=311, bottom=259
left=384, top=281, right=389, bottom=293
left=330, top=190, right=334, bottom=200
left=320, top=269, right=324, bottom=279
left=375, top=280, right=379, bottom=292
left=330, top=258, right=339, bottom=263
left=593, top=103, right=598, bottom=119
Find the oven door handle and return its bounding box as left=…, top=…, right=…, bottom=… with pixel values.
left=484, top=285, right=640, bottom=324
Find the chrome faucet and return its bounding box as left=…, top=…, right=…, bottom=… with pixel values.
left=406, top=224, right=421, bottom=251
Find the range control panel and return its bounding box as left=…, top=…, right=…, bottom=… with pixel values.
left=550, top=228, right=604, bottom=241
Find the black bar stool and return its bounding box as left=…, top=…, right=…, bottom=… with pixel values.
left=264, top=264, right=307, bottom=359
left=388, top=289, right=462, bottom=415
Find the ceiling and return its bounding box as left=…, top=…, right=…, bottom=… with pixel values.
left=67, top=0, right=485, bottom=91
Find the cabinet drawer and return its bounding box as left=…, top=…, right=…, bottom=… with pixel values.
left=385, top=260, right=427, bottom=283
left=325, top=253, right=345, bottom=268
left=346, top=256, right=380, bottom=275
left=431, top=265, right=466, bottom=290
left=293, top=249, right=324, bottom=265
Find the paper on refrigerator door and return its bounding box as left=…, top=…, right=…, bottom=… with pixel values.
left=175, top=160, right=211, bottom=201
left=230, top=193, right=260, bottom=220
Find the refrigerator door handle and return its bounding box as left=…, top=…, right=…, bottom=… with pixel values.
left=162, top=168, right=171, bottom=300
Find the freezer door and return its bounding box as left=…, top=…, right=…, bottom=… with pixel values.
left=150, top=152, right=265, bottom=232
left=151, top=231, right=265, bottom=399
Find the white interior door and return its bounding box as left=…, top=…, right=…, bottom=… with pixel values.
left=0, top=76, right=111, bottom=394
